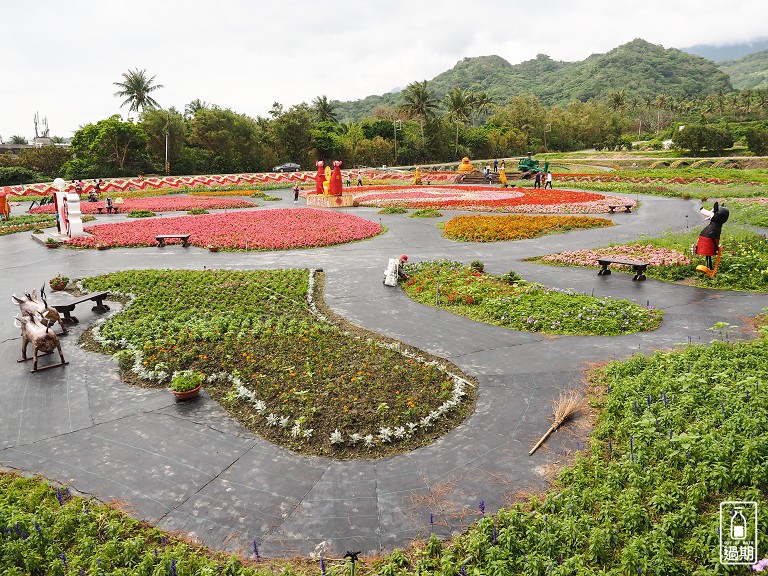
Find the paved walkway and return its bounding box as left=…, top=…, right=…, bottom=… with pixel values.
left=1, top=192, right=766, bottom=558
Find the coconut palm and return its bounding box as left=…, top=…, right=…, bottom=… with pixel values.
left=184, top=99, right=210, bottom=118
left=470, top=91, right=494, bottom=126
left=444, top=88, right=473, bottom=156
left=400, top=80, right=438, bottom=145
left=113, top=68, right=164, bottom=114
left=312, top=95, right=338, bottom=123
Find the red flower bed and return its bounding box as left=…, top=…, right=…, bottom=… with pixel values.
left=30, top=196, right=257, bottom=214
left=65, top=208, right=382, bottom=250
left=352, top=185, right=629, bottom=213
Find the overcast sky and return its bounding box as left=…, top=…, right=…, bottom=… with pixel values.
left=2, top=0, right=767, bottom=141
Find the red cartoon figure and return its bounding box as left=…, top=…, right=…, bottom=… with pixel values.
left=329, top=160, right=343, bottom=196
left=315, top=161, right=325, bottom=195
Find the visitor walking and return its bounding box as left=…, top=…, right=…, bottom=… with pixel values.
left=544, top=172, right=553, bottom=189
left=357, top=173, right=363, bottom=186
left=534, top=172, right=542, bottom=188
left=293, top=184, right=300, bottom=203
left=493, top=159, right=498, bottom=172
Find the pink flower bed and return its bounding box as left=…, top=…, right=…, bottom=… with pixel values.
left=541, top=244, right=691, bottom=268
left=65, top=208, right=382, bottom=250
left=351, top=185, right=635, bottom=213
left=30, top=196, right=257, bottom=214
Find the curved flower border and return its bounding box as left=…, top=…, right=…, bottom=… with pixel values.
left=83, top=270, right=474, bottom=449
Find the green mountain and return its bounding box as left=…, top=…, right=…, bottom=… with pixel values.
left=334, top=39, right=733, bottom=122
left=718, top=48, right=768, bottom=89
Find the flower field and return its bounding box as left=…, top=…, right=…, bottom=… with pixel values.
left=65, top=208, right=382, bottom=250
left=537, top=233, right=768, bottom=291
left=30, top=195, right=257, bottom=214
left=443, top=214, right=613, bottom=242
left=540, top=244, right=692, bottom=269
left=402, top=261, right=662, bottom=335
left=351, top=185, right=634, bottom=213
left=80, top=269, right=475, bottom=457
left=4, top=332, right=768, bottom=574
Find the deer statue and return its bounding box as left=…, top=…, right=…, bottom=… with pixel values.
left=15, top=312, right=67, bottom=372
left=12, top=287, right=68, bottom=334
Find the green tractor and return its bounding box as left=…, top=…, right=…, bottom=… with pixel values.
left=517, top=154, right=549, bottom=179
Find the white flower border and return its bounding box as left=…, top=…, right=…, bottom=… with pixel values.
left=80, top=270, right=474, bottom=449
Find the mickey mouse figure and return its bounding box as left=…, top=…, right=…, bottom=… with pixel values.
left=694, top=201, right=729, bottom=277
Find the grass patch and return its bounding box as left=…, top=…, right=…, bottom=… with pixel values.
left=80, top=269, right=475, bottom=459
left=378, top=206, right=409, bottom=214
left=186, top=207, right=209, bottom=215
left=126, top=209, right=157, bottom=218
left=726, top=198, right=768, bottom=228
left=401, top=260, right=662, bottom=335
left=409, top=208, right=442, bottom=218
left=0, top=214, right=94, bottom=236
left=443, top=214, right=612, bottom=242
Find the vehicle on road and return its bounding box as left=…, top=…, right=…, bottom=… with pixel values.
left=273, top=162, right=301, bottom=172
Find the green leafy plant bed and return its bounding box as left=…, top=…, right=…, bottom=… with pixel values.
left=405, top=335, right=768, bottom=575
left=378, top=206, right=409, bottom=214
left=401, top=260, right=663, bottom=335
left=409, top=208, right=443, bottom=218
left=186, top=207, right=209, bottom=215
left=0, top=471, right=307, bottom=575
left=80, top=269, right=476, bottom=458
left=535, top=228, right=768, bottom=291
left=126, top=209, right=157, bottom=218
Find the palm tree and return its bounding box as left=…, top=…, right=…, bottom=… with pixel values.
left=9, top=135, right=28, bottom=145
left=609, top=89, right=626, bottom=113
left=470, top=92, right=494, bottom=126
left=185, top=99, right=210, bottom=118
left=312, top=95, right=338, bottom=123
left=444, top=88, right=473, bottom=156
left=400, top=80, right=438, bottom=145
left=113, top=68, right=164, bottom=114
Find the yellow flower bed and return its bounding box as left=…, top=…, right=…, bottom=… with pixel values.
left=443, top=214, right=612, bottom=242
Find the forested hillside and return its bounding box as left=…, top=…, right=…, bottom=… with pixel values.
left=334, top=39, right=733, bottom=121
left=719, top=49, right=768, bottom=89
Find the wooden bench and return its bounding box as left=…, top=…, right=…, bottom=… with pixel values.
left=607, top=204, right=633, bottom=213
left=597, top=258, right=648, bottom=281
left=52, top=292, right=110, bottom=324
left=156, top=234, right=190, bottom=247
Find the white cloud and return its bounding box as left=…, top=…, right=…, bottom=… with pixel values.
left=2, top=0, right=767, bottom=140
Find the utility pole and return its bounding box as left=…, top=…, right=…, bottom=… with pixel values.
left=164, top=110, right=170, bottom=176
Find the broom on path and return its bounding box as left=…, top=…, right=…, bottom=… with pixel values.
left=529, top=390, right=581, bottom=456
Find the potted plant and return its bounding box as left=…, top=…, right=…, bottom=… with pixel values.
left=170, top=370, right=204, bottom=400
left=207, top=244, right=219, bottom=253
left=45, top=237, right=61, bottom=249
left=49, top=273, right=69, bottom=291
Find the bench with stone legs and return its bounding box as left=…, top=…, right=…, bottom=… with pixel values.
left=597, top=258, right=648, bottom=281
left=52, top=292, right=110, bottom=324
left=155, top=234, right=190, bottom=247
left=607, top=204, right=633, bottom=213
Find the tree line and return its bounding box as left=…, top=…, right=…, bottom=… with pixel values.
left=2, top=69, right=768, bottom=184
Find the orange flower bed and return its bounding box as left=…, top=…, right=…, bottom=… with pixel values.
left=443, top=214, right=613, bottom=242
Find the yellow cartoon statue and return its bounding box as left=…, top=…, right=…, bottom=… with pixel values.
left=414, top=166, right=422, bottom=185
left=457, top=157, right=474, bottom=174
left=323, top=164, right=331, bottom=195
left=499, top=167, right=508, bottom=188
